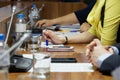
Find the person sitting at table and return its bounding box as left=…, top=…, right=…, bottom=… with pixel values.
left=35, top=0, right=96, bottom=32
left=86, top=39, right=120, bottom=75
left=39, top=0, right=120, bottom=46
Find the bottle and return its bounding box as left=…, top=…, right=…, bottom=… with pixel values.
left=0, top=34, right=5, bottom=49
left=29, top=4, right=40, bottom=26
left=0, top=34, right=10, bottom=80
left=15, top=13, right=27, bottom=41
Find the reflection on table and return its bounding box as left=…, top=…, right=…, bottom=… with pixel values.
left=9, top=43, right=113, bottom=80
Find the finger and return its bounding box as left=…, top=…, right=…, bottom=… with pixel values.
left=86, top=49, right=92, bottom=62
left=93, top=39, right=101, bottom=46
left=47, top=38, right=52, bottom=42
left=86, top=55, right=90, bottom=62
left=35, top=21, right=40, bottom=27
left=42, top=30, right=48, bottom=39
left=87, top=55, right=91, bottom=62
left=88, top=58, right=92, bottom=63
left=43, top=30, right=53, bottom=39
left=41, top=23, right=47, bottom=27
left=85, top=48, right=91, bottom=56
left=104, top=46, right=109, bottom=50
left=108, top=48, right=114, bottom=54
left=87, top=40, right=96, bottom=49
left=35, top=21, right=45, bottom=28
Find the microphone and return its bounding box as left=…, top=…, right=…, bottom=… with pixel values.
left=0, top=5, right=32, bottom=72
left=10, top=33, right=31, bottom=56
left=4, top=5, right=16, bottom=47
left=0, top=33, right=33, bottom=72
left=12, top=5, right=16, bottom=13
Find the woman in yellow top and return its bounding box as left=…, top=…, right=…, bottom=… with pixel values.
left=42, top=0, right=120, bottom=46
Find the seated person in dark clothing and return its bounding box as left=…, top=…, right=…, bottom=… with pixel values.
left=35, top=0, right=96, bottom=32
left=86, top=39, right=120, bottom=75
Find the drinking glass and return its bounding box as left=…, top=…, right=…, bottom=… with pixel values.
left=0, top=50, right=10, bottom=80
left=33, top=52, right=51, bottom=79
left=27, top=34, right=40, bottom=53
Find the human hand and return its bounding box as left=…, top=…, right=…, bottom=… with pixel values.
left=42, top=30, right=65, bottom=44
left=86, top=39, right=113, bottom=67
left=35, top=19, right=55, bottom=28
left=80, top=22, right=91, bottom=32
left=86, top=39, right=96, bottom=63
left=104, top=46, right=114, bottom=54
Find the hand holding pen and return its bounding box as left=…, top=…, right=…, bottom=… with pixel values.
left=42, top=29, right=65, bottom=44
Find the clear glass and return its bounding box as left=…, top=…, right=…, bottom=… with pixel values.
left=28, top=34, right=41, bottom=53
left=0, top=67, right=9, bottom=80
left=0, top=49, right=10, bottom=80
left=16, top=73, right=47, bottom=80
left=33, top=52, right=51, bottom=79
left=20, top=30, right=32, bottom=51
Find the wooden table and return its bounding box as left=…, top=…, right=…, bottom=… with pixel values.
left=9, top=43, right=113, bottom=80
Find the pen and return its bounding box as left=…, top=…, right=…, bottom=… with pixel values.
left=70, top=29, right=80, bottom=32
left=70, top=30, right=77, bottom=32
left=45, top=28, right=49, bottom=46
left=46, top=39, right=48, bottom=46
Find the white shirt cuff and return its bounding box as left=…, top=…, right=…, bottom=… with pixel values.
left=110, top=46, right=119, bottom=55
left=98, top=53, right=112, bottom=67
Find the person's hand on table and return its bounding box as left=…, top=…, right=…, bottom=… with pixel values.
left=42, top=30, right=66, bottom=44
left=86, top=39, right=114, bottom=67
left=35, top=19, right=55, bottom=28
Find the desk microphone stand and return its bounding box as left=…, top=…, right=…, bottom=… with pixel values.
left=4, top=5, right=33, bottom=72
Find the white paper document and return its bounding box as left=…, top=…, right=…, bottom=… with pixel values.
left=28, top=63, right=94, bottom=72
left=50, top=63, right=94, bottom=72
left=55, top=32, right=80, bottom=37
left=60, top=23, right=80, bottom=29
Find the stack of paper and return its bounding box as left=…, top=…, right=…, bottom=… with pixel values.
left=50, top=63, right=94, bottom=72
left=28, top=63, right=94, bottom=72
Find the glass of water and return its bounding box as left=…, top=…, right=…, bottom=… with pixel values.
left=28, top=34, right=40, bottom=53
left=33, top=52, right=51, bottom=79
left=0, top=50, right=10, bottom=80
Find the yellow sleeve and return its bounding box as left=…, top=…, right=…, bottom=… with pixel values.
left=88, top=25, right=96, bottom=36
left=88, top=0, right=120, bottom=46
left=101, top=0, right=120, bottom=45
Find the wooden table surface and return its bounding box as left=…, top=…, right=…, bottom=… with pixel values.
left=9, top=43, right=113, bottom=80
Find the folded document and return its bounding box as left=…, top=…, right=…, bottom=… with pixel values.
left=28, top=63, right=94, bottom=72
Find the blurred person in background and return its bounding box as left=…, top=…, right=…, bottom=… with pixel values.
left=39, top=0, right=120, bottom=46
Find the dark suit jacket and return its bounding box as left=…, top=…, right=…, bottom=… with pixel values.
left=99, top=43, right=120, bottom=75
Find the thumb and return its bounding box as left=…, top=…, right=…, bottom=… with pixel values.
left=42, top=23, right=47, bottom=27
left=94, top=39, right=102, bottom=46
left=42, top=30, right=48, bottom=39
left=108, top=48, right=114, bottom=54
